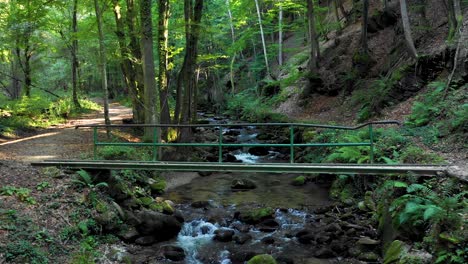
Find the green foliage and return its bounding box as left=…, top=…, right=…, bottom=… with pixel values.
left=72, top=170, right=108, bottom=190
left=3, top=240, right=49, bottom=264
left=0, top=186, right=37, bottom=205
left=389, top=183, right=466, bottom=238
left=399, top=146, right=444, bottom=164
left=225, top=88, right=287, bottom=122
left=0, top=94, right=99, bottom=134
left=326, top=134, right=370, bottom=164
left=36, top=181, right=50, bottom=191
left=98, top=146, right=139, bottom=160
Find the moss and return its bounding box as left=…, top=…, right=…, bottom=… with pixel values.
left=302, top=130, right=318, bottom=142
left=150, top=179, right=167, bottom=194
left=247, top=254, right=277, bottom=264
left=291, top=176, right=306, bottom=186
left=137, top=197, right=153, bottom=207
left=149, top=202, right=163, bottom=212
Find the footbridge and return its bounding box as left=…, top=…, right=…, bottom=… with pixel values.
left=31, top=121, right=451, bottom=177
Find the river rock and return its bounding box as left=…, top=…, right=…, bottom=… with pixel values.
left=134, top=236, right=156, bottom=246
left=313, top=247, right=335, bottom=258
left=214, top=229, right=235, bottom=242
left=295, top=229, right=316, bottom=244
left=135, top=210, right=182, bottom=241
left=261, top=236, right=275, bottom=244
left=248, top=146, right=269, bottom=156
left=118, top=227, right=140, bottom=242
left=161, top=245, right=185, bottom=261
left=258, top=219, right=279, bottom=232
left=224, top=153, right=239, bottom=162
left=231, top=251, right=259, bottom=263
left=224, top=129, right=241, bottom=136
left=231, top=179, right=256, bottom=190
left=357, top=237, right=380, bottom=246
left=358, top=252, right=380, bottom=262
left=234, top=233, right=252, bottom=244
left=198, top=171, right=212, bottom=177
left=191, top=200, right=211, bottom=208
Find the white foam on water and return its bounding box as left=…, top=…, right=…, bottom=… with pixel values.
left=234, top=153, right=259, bottom=163
left=177, top=220, right=219, bottom=264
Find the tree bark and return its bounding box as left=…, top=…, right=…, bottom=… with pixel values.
left=307, top=0, right=318, bottom=72
left=278, top=1, right=283, bottom=66
left=175, top=0, right=204, bottom=127
left=361, top=0, right=369, bottom=54
left=72, top=0, right=81, bottom=108
left=141, top=0, right=158, bottom=140
left=94, top=0, right=111, bottom=136
left=226, top=0, right=236, bottom=93
left=333, top=0, right=342, bottom=31
left=399, top=0, right=418, bottom=58
left=158, top=0, right=171, bottom=126
left=126, top=0, right=146, bottom=124
left=254, top=0, right=270, bottom=77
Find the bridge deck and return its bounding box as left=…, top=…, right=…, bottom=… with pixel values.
left=31, top=160, right=448, bottom=176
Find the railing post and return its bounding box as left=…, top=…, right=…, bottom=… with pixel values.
left=93, top=127, right=98, bottom=160
left=369, top=124, right=374, bottom=164
left=152, top=126, right=158, bottom=161
left=218, top=125, right=223, bottom=163
left=290, top=125, right=295, bottom=163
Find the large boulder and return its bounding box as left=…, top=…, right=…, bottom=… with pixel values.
left=231, top=179, right=257, bottom=190
left=135, top=210, right=183, bottom=241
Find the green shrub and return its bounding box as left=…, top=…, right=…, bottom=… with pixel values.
left=2, top=240, right=49, bottom=264
left=399, top=146, right=444, bottom=164
left=98, top=146, right=138, bottom=160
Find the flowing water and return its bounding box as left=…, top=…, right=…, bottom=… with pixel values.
left=159, top=115, right=333, bottom=263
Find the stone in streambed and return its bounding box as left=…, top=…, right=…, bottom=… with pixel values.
left=247, top=254, right=277, bottom=264
left=234, top=233, right=252, bottom=244
left=248, top=146, right=269, bottom=156
left=161, top=245, right=186, bottom=261
left=135, top=210, right=182, bottom=241
left=214, top=228, right=235, bottom=242
left=135, top=236, right=156, bottom=246
left=231, top=179, right=257, bottom=190
left=358, top=252, right=380, bottom=262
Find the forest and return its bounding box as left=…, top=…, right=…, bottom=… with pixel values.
left=0, top=0, right=467, bottom=263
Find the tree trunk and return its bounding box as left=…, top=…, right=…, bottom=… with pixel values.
left=254, top=0, right=270, bottom=77
left=399, top=0, right=418, bottom=58
left=447, top=0, right=457, bottom=40
left=361, top=0, right=369, bottom=54
left=307, top=0, right=318, bottom=72
left=24, top=42, right=32, bottom=97
left=72, top=0, right=81, bottom=108
left=333, top=0, right=342, bottom=31
left=176, top=0, right=204, bottom=127
left=226, top=0, right=236, bottom=93
left=94, top=0, right=111, bottom=136
left=278, top=1, right=283, bottom=66
left=126, top=0, right=145, bottom=124
left=446, top=11, right=467, bottom=95
left=158, top=0, right=171, bottom=126
left=141, top=0, right=158, bottom=140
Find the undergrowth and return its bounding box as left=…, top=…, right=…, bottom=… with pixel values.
left=0, top=92, right=100, bottom=136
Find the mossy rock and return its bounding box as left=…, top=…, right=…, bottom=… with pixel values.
left=291, top=176, right=306, bottom=186
left=150, top=179, right=167, bottom=194
left=383, top=240, right=406, bottom=264
left=247, top=254, right=277, bottom=264
left=239, top=207, right=275, bottom=224
left=364, top=191, right=376, bottom=211
left=138, top=197, right=154, bottom=206
left=302, top=130, right=318, bottom=142
left=149, top=201, right=174, bottom=214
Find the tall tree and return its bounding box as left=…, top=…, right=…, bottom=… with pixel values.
left=254, top=0, right=270, bottom=76
left=141, top=0, right=158, bottom=139
left=361, top=0, right=369, bottom=54
left=94, top=0, right=111, bottom=133
left=399, top=0, right=418, bottom=58
left=278, top=0, right=284, bottom=66
left=158, top=0, right=171, bottom=126
left=306, top=0, right=318, bottom=72
left=71, top=0, right=80, bottom=108
left=175, top=0, right=204, bottom=126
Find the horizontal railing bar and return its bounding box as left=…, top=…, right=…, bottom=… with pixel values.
left=31, top=160, right=448, bottom=176
left=76, top=120, right=401, bottom=130
left=94, top=142, right=372, bottom=148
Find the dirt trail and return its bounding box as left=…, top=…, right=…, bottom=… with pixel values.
left=0, top=101, right=132, bottom=163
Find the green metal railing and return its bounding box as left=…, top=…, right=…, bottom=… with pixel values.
left=77, top=121, right=401, bottom=164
